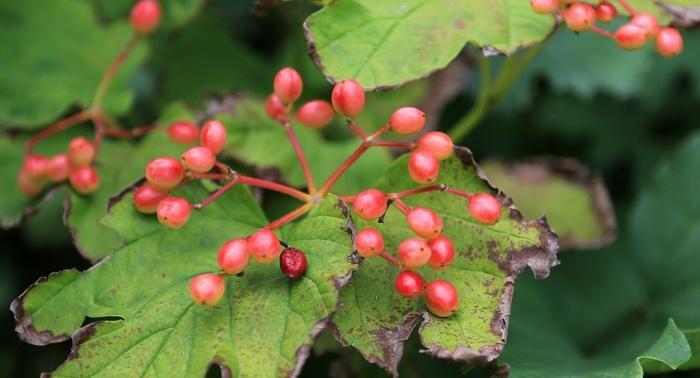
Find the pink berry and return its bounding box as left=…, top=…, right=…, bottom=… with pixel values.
left=352, top=189, right=387, bottom=221
left=406, top=207, right=443, bottom=240
left=145, top=157, right=184, bottom=189
left=247, top=229, right=281, bottom=264
left=69, top=166, right=100, bottom=195
left=631, top=12, right=660, bottom=38
left=468, top=193, right=502, bottom=225
left=428, top=236, right=455, bottom=270
left=17, top=169, right=43, bottom=197
left=656, top=27, right=683, bottom=57
left=273, top=67, right=303, bottom=104
left=394, top=270, right=425, bottom=299
left=563, top=3, right=596, bottom=32
left=200, top=120, right=227, bottom=155
left=615, top=23, right=647, bottom=50
left=265, top=94, right=286, bottom=121
left=355, top=227, right=384, bottom=258
left=389, top=107, right=426, bottom=135
left=45, top=154, right=70, bottom=182
left=279, top=247, right=308, bottom=278
left=133, top=183, right=168, bottom=214
left=67, top=137, right=95, bottom=168
left=167, top=121, right=199, bottom=145
left=595, top=1, right=617, bottom=23
left=331, top=80, right=365, bottom=118
left=130, top=0, right=161, bottom=34
left=217, top=238, right=250, bottom=275
left=157, top=197, right=191, bottom=229
left=417, top=131, right=453, bottom=160
left=23, top=155, right=49, bottom=180
left=408, top=151, right=440, bottom=184
left=424, top=280, right=459, bottom=317
left=296, top=100, right=335, bottom=128
left=189, top=273, right=225, bottom=306
left=398, top=237, right=432, bottom=269
left=181, top=146, right=215, bottom=173
left=530, top=0, right=558, bottom=14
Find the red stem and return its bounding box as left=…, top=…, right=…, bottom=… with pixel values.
left=445, top=187, right=473, bottom=200
left=371, top=141, right=415, bottom=149
left=591, top=26, right=614, bottom=38
left=368, top=124, right=391, bottom=140
left=266, top=203, right=313, bottom=230
left=617, top=0, right=636, bottom=15
left=194, top=178, right=239, bottom=209
left=187, top=172, right=230, bottom=180
left=92, top=35, right=140, bottom=107
left=25, top=110, right=93, bottom=154
left=283, top=121, right=317, bottom=193
left=347, top=120, right=367, bottom=139
left=318, top=143, right=370, bottom=195
left=391, top=185, right=445, bottom=199
left=391, top=198, right=411, bottom=215
left=379, top=252, right=400, bottom=266
left=238, top=175, right=311, bottom=202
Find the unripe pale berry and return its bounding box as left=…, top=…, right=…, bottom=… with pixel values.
left=389, top=107, right=426, bottom=135
left=631, top=12, right=660, bottom=38
left=157, top=197, right=191, bottom=229
left=182, top=146, right=215, bottom=173
left=273, top=67, right=303, bottom=104
left=406, top=207, right=443, bottom=240
left=45, top=154, right=70, bottom=182
left=615, top=23, right=647, bottom=50
left=247, top=229, right=281, bottom=264
left=331, top=80, right=365, bottom=118
left=595, top=1, right=617, bottom=23
left=217, top=238, right=250, bottom=275
left=265, top=94, right=286, bottom=121
left=424, top=280, right=459, bottom=317
left=167, top=121, right=199, bottom=145
left=530, top=0, right=558, bottom=14
left=130, top=0, right=161, bottom=34
left=428, top=236, right=455, bottom=270
left=408, top=151, right=440, bottom=184
left=200, top=120, right=227, bottom=155
left=352, top=189, right=387, bottom=221
left=656, top=27, right=683, bottom=58
left=279, top=247, right=308, bottom=278
left=133, top=183, right=168, bottom=214
left=23, top=155, right=49, bottom=180
left=417, top=131, right=453, bottom=160
left=68, top=137, right=95, bottom=168
left=394, top=270, right=425, bottom=299
left=18, top=169, right=43, bottom=197
left=398, top=237, right=432, bottom=269
left=296, top=100, right=335, bottom=128
left=563, top=3, right=596, bottom=32
left=146, top=157, right=184, bottom=189
left=468, top=193, right=502, bottom=225
left=355, top=227, right=384, bottom=258
left=189, top=273, right=225, bottom=306
left=69, top=166, right=100, bottom=195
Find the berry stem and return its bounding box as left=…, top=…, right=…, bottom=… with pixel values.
left=194, top=177, right=239, bottom=209
left=101, top=124, right=158, bottom=138
left=237, top=175, right=311, bottom=202
left=187, top=172, right=230, bottom=180
left=347, top=120, right=368, bottom=139
left=591, top=26, right=614, bottom=38
left=445, top=187, right=474, bottom=200
left=367, top=124, right=391, bottom=140
left=372, top=141, right=415, bottom=149
left=318, top=143, right=370, bottom=196
left=391, top=184, right=446, bottom=199
left=617, top=0, right=637, bottom=15
left=25, top=109, right=94, bottom=154
left=266, top=203, right=313, bottom=230
left=283, top=120, right=317, bottom=194
left=379, top=252, right=400, bottom=266
left=92, top=34, right=140, bottom=108
left=391, top=197, right=411, bottom=215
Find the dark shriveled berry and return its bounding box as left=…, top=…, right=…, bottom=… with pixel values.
left=280, top=247, right=308, bottom=278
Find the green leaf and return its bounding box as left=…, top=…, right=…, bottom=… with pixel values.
left=501, top=131, right=700, bottom=377
left=304, top=0, right=556, bottom=89
left=12, top=185, right=357, bottom=377
left=329, top=148, right=559, bottom=374
left=95, top=0, right=203, bottom=31
left=0, top=0, right=147, bottom=128
left=482, top=158, right=616, bottom=250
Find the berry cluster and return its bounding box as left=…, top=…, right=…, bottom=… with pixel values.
left=531, top=0, right=684, bottom=57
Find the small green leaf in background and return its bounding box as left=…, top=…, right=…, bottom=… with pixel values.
left=94, top=0, right=204, bottom=31
left=304, top=0, right=555, bottom=89
left=482, top=158, right=616, bottom=250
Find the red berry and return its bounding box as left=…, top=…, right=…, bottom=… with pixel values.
left=181, top=146, right=215, bottom=173
left=296, top=100, right=335, bottom=128
left=133, top=183, right=168, bottom=214
left=595, top=1, right=617, bottom=23
left=615, top=23, right=647, bottom=50
left=18, top=169, right=43, bottom=197
left=156, top=197, right=191, bottom=229
left=394, top=270, right=425, bottom=299
left=398, top=237, right=432, bottom=269
left=355, top=227, right=384, bottom=258
left=279, top=247, right=308, bottom=278
left=389, top=107, right=426, bottom=135
left=200, top=120, right=227, bottom=155
left=167, top=121, right=199, bottom=145
left=23, top=155, right=49, bottom=180
left=189, top=273, right=225, bottom=306
left=247, top=229, right=280, bottom=264
left=656, top=27, right=683, bottom=57
left=217, top=238, right=250, bottom=275
left=408, top=151, right=440, bottom=184
left=67, top=137, right=95, bottom=168
left=563, top=3, right=596, bottom=32
left=45, top=154, right=70, bottom=182
left=273, top=67, right=303, bottom=104
left=69, top=166, right=100, bottom=195
left=631, top=12, right=660, bottom=38
left=145, top=157, right=184, bottom=189
left=331, top=80, right=365, bottom=118
left=424, top=280, right=459, bottom=317
left=406, top=207, right=443, bottom=240
left=417, top=131, right=453, bottom=160
left=130, top=0, right=161, bottom=34
left=265, top=94, right=286, bottom=121
left=428, top=236, right=455, bottom=270
left=468, top=193, right=502, bottom=225
left=352, top=189, right=387, bottom=221
left=530, top=0, right=558, bottom=14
